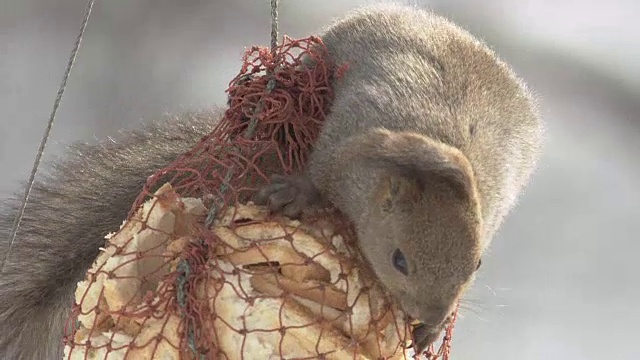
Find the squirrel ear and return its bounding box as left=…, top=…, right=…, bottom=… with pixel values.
left=412, top=142, right=476, bottom=202
left=349, top=129, right=477, bottom=203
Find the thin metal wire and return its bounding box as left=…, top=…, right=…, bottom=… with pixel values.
left=270, top=0, right=279, bottom=53
left=1, top=0, right=97, bottom=273
left=205, top=0, right=280, bottom=225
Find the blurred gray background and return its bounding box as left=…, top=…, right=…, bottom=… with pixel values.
left=1, top=0, right=639, bottom=359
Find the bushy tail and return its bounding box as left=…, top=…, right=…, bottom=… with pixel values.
left=0, top=111, right=219, bottom=359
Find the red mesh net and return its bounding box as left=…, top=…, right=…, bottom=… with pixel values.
left=62, top=35, right=457, bottom=360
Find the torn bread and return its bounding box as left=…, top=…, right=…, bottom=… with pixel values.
left=65, top=183, right=416, bottom=359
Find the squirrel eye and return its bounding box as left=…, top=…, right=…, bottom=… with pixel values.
left=392, top=249, right=409, bottom=276
left=476, top=259, right=482, bottom=271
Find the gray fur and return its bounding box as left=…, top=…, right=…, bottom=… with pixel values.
left=313, top=3, right=542, bottom=246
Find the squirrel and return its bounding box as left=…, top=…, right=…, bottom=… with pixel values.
left=255, top=3, right=543, bottom=353
left=0, top=3, right=542, bottom=359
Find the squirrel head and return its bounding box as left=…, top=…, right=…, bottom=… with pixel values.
left=348, top=129, right=483, bottom=350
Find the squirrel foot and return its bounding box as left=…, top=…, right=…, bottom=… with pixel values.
left=254, top=174, right=322, bottom=219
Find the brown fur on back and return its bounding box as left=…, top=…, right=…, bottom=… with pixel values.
left=311, top=4, right=542, bottom=248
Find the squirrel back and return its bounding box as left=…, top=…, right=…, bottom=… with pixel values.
left=312, top=4, right=542, bottom=245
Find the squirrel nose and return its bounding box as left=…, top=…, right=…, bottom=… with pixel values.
left=412, top=322, right=441, bottom=354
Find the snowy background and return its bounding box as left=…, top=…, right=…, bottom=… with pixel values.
left=1, top=0, right=639, bottom=359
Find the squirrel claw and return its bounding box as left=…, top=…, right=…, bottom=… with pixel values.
left=254, top=174, right=321, bottom=219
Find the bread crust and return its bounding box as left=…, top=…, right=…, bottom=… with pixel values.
left=66, top=184, right=414, bottom=360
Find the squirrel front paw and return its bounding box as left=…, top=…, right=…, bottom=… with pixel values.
left=254, top=174, right=322, bottom=219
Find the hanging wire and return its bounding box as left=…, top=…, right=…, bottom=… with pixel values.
left=1, top=0, right=97, bottom=273
left=184, top=0, right=282, bottom=354
left=270, top=0, right=279, bottom=53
